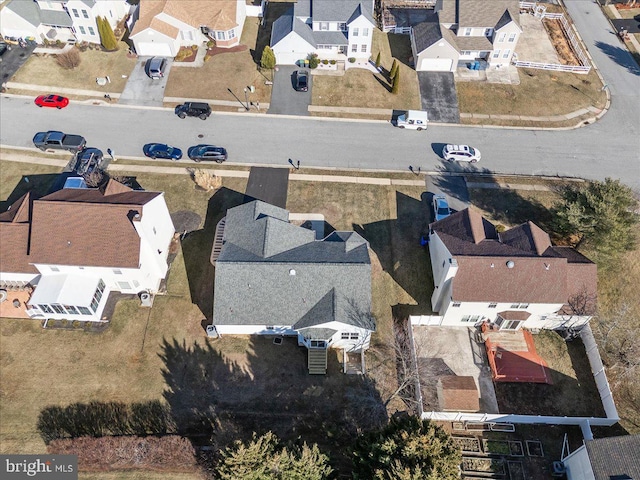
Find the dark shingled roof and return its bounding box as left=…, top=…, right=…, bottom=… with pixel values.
left=412, top=21, right=444, bottom=52
left=213, top=201, right=373, bottom=330
left=271, top=7, right=316, bottom=48
left=432, top=209, right=597, bottom=309
left=0, top=193, right=38, bottom=274
left=439, top=0, right=520, bottom=29
left=29, top=180, right=161, bottom=268
left=311, top=0, right=374, bottom=24
left=584, top=435, right=640, bottom=480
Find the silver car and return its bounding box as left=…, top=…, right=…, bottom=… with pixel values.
left=442, top=144, right=481, bottom=163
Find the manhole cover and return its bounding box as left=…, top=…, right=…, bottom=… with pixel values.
left=197, top=134, right=204, bottom=138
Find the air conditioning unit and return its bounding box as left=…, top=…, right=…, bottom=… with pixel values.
left=139, top=291, right=153, bottom=307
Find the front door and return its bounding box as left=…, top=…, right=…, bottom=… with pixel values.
left=338, top=46, right=347, bottom=55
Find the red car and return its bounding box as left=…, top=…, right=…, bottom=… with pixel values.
left=34, top=94, right=69, bottom=109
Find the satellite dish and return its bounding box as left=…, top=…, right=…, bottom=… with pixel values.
left=506, top=260, right=515, bottom=269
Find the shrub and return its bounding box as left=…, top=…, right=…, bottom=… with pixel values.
left=392, top=68, right=400, bottom=94
left=191, top=44, right=198, bottom=51
left=56, top=48, right=81, bottom=69
left=496, top=224, right=506, bottom=233
left=48, top=435, right=196, bottom=472
left=189, top=168, right=222, bottom=192
left=348, top=57, right=356, bottom=63
left=390, top=59, right=398, bottom=79
left=321, top=59, right=328, bottom=65
left=308, top=53, right=319, bottom=69
left=207, top=40, right=215, bottom=48
left=72, top=320, right=81, bottom=328
left=329, top=59, right=336, bottom=65
left=260, top=46, right=276, bottom=71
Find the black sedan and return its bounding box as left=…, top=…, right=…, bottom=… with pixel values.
left=293, top=70, right=308, bottom=92
left=76, top=148, right=103, bottom=175
left=187, top=144, right=227, bottom=163
left=142, top=143, right=182, bottom=160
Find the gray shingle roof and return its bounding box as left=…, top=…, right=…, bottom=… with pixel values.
left=313, top=30, right=348, bottom=45
left=295, top=0, right=311, bottom=18
left=298, top=327, right=338, bottom=340
left=40, top=9, right=74, bottom=28
left=271, top=7, right=316, bottom=48
left=412, top=21, right=443, bottom=53
left=454, top=35, right=493, bottom=51
left=4, top=0, right=42, bottom=27
left=311, top=0, right=374, bottom=24
left=213, top=201, right=373, bottom=330
left=439, top=0, right=520, bottom=29
left=584, top=435, right=640, bottom=480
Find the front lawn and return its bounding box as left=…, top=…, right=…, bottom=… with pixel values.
left=312, top=30, right=421, bottom=111
left=10, top=42, right=136, bottom=93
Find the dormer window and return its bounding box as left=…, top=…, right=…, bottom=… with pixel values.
left=338, top=22, right=346, bottom=31
left=320, top=22, right=329, bottom=31
left=485, top=28, right=493, bottom=37
left=464, top=28, right=472, bottom=36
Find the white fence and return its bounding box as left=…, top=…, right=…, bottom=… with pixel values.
left=514, top=3, right=592, bottom=74
left=383, top=25, right=412, bottom=34
left=580, top=324, right=619, bottom=420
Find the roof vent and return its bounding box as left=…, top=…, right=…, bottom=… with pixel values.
left=289, top=269, right=296, bottom=276
left=544, top=263, right=550, bottom=270
left=506, top=260, right=515, bottom=269
left=490, top=263, right=494, bottom=268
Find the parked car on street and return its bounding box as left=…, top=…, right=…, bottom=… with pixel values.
left=76, top=148, right=103, bottom=175
left=442, top=144, right=481, bottom=163
left=144, top=57, right=167, bottom=79
left=293, top=70, right=309, bottom=92
left=432, top=194, right=451, bottom=222
left=34, top=94, right=69, bottom=109
left=395, top=110, right=428, bottom=130
left=33, top=131, right=86, bottom=152
left=174, top=102, right=211, bottom=120
left=187, top=144, right=227, bottom=163
left=142, top=143, right=182, bottom=160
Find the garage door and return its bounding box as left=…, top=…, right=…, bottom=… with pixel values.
left=275, top=52, right=307, bottom=66
left=419, top=58, right=453, bottom=72
left=136, top=42, right=173, bottom=57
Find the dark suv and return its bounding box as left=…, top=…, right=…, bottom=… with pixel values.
left=175, top=102, right=211, bottom=120
left=144, top=57, right=166, bottom=79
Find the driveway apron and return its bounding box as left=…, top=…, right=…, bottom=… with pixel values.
left=0, top=43, right=37, bottom=84
left=118, top=57, right=172, bottom=107
left=417, top=71, right=460, bottom=124
left=268, top=65, right=311, bottom=116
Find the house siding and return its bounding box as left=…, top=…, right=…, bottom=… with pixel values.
left=272, top=32, right=315, bottom=65
left=489, top=21, right=521, bottom=66
left=414, top=38, right=459, bottom=72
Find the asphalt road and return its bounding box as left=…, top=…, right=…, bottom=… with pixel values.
left=0, top=2, right=638, bottom=189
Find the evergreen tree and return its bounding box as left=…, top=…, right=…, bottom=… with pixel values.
left=389, top=59, right=398, bottom=79
left=392, top=68, right=400, bottom=94
left=353, top=417, right=461, bottom=480
left=97, top=16, right=118, bottom=51
left=260, top=46, right=277, bottom=71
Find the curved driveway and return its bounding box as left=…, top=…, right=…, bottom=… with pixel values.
left=0, top=2, right=638, bottom=190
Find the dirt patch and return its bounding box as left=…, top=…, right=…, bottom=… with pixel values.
left=542, top=19, right=580, bottom=65
left=205, top=44, right=248, bottom=61
left=175, top=46, right=198, bottom=62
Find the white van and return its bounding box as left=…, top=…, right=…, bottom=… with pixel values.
left=395, top=110, right=429, bottom=130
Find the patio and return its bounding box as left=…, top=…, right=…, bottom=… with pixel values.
left=412, top=326, right=499, bottom=414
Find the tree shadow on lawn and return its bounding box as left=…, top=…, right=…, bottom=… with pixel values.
left=388, top=33, right=414, bottom=67
left=355, top=191, right=432, bottom=309
left=252, top=2, right=294, bottom=65
left=159, top=335, right=387, bottom=473
left=180, top=187, right=246, bottom=321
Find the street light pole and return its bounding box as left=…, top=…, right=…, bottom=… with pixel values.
left=243, top=87, right=250, bottom=111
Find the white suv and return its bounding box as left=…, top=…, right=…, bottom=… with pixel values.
left=442, top=144, right=481, bottom=163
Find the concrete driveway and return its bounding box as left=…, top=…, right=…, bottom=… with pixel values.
left=268, top=65, right=311, bottom=116
left=118, top=57, right=172, bottom=107
left=417, top=71, right=460, bottom=124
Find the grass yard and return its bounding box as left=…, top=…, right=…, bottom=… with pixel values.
left=457, top=67, right=606, bottom=117
left=494, top=330, right=606, bottom=417
left=10, top=42, right=136, bottom=93
left=165, top=18, right=272, bottom=104
left=312, top=30, right=421, bottom=111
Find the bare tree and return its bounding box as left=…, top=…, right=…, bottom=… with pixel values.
left=56, top=48, right=81, bottom=69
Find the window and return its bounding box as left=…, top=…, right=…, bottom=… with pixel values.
left=492, top=50, right=500, bottom=58
left=351, top=44, right=357, bottom=52
left=363, top=28, right=369, bottom=36
left=320, top=22, right=329, bottom=31
left=266, top=326, right=275, bottom=330
left=118, top=281, right=131, bottom=290
left=353, top=27, right=359, bottom=36
left=51, top=266, right=60, bottom=272
left=508, top=33, right=517, bottom=43
left=228, top=29, right=236, bottom=39
left=64, top=305, right=78, bottom=315
left=341, top=332, right=350, bottom=339
left=510, top=303, right=529, bottom=309
left=461, top=50, right=471, bottom=56
left=464, top=28, right=472, bottom=36
left=452, top=302, right=461, bottom=307
left=78, top=26, right=86, bottom=34
left=338, top=22, right=346, bottom=31
left=133, top=280, right=140, bottom=288
left=488, top=303, right=497, bottom=308
left=310, top=340, right=326, bottom=348
left=88, top=26, right=95, bottom=35
left=72, top=8, right=79, bottom=17
left=519, top=303, right=529, bottom=309
left=484, top=28, right=493, bottom=37
left=361, top=44, right=367, bottom=53
left=91, top=280, right=105, bottom=313
left=216, top=31, right=225, bottom=40
left=82, top=9, right=89, bottom=19
left=39, top=304, right=54, bottom=314
left=496, top=317, right=522, bottom=330
left=52, top=304, right=65, bottom=314
left=462, top=315, right=481, bottom=323
left=498, top=33, right=506, bottom=42
left=78, top=306, right=91, bottom=315
left=350, top=333, right=359, bottom=340
left=502, top=49, right=511, bottom=58
left=113, top=269, right=122, bottom=275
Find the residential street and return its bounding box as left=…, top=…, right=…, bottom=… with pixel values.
left=0, top=2, right=638, bottom=189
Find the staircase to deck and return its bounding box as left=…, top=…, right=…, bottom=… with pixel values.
left=308, top=349, right=327, bottom=375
